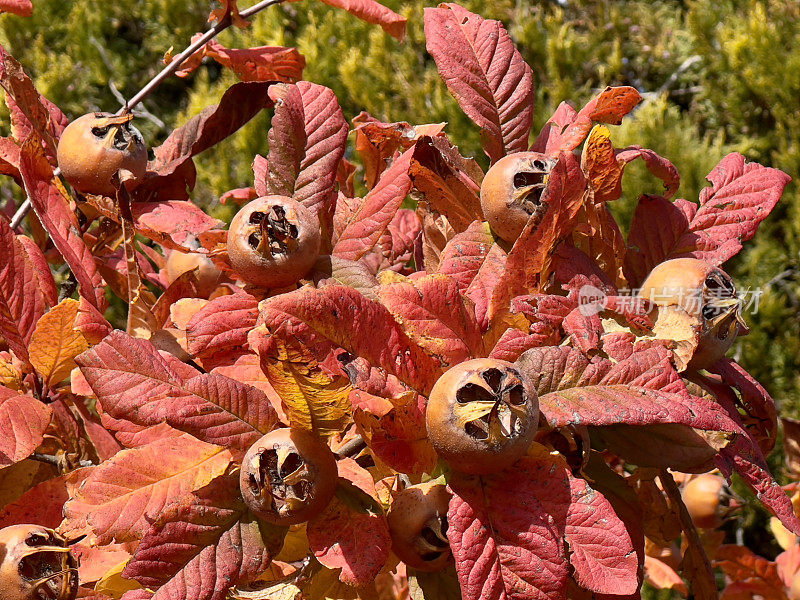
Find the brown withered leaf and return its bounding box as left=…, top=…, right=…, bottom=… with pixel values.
left=408, top=135, right=483, bottom=232
left=353, top=112, right=445, bottom=190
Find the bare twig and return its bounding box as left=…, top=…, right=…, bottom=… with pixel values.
left=119, top=0, right=286, bottom=115
left=336, top=435, right=366, bottom=459
left=10, top=0, right=287, bottom=229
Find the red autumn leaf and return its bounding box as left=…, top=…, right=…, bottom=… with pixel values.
left=131, top=201, right=223, bottom=251
left=307, top=458, right=391, bottom=586
left=716, top=435, right=800, bottom=535
left=0, top=469, right=81, bottom=528
left=351, top=388, right=436, bottom=474
left=266, top=82, right=348, bottom=242
left=76, top=331, right=277, bottom=453
left=0, top=136, right=21, bottom=180
left=71, top=398, right=123, bottom=461
left=219, top=186, right=257, bottom=205
left=210, top=353, right=285, bottom=422
left=625, top=154, right=790, bottom=284
left=332, top=147, right=414, bottom=262
left=378, top=273, right=482, bottom=367
left=354, top=113, right=446, bottom=189
left=145, top=82, right=273, bottom=199
left=15, top=234, right=57, bottom=307
left=424, top=4, right=535, bottom=163
left=309, top=0, right=407, bottom=41
left=408, top=135, right=484, bottom=232
left=714, top=545, right=786, bottom=597
left=313, top=255, right=380, bottom=299
left=581, top=124, right=680, bottom=208
left=63, top=433, right=233, bottom=544
left=0, top=386, right=51, bottom=467
left=123, top=474, right=242, bottom=587
left=252, top=153, right=268, bottom=196
left=203, top=39, right=305, bottom=83
left=565, top=473, right=638, bottom=595
left=534, top=87, right=642, bottom=155
left=185, top=291, right=259, bottom=359
left=464, top=243, right=507, bottom=331
left=714, top=357, right=778, bottom=456
left=19, top=133, right=106, bottom=310
left=148, top=514, right=282, bottom=600
left=360, top=208, right=421, bottom=274
left=517, top=346, right=743, bottom=433
left=490, top=153, right=586, bottom=318
left=0, top=217, right=48, bottom=362
left=257, top=285, right=442, bottom=395
left=616, top=145, right=680, bottom=200
left=208, top=0, right=250, bottom=28
left=0, top=44, right=65, bottom=160
left=0, top=0, right=32, bottom=17
left=75, top=296, right=113, bottom=344
left=436, top=221, right=496, bottom=290
left=447, top=454, right=571, bottom=600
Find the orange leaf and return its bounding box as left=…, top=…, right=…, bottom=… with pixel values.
left=28, top=298, right=88, bottom=385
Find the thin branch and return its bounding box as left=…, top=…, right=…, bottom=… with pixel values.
left=10, top=0, right=287, bottom=229
left=119, top=0, right=286, bottom=115
left=336, top=435, right=366, bottom=459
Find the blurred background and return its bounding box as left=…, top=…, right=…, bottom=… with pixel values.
left=1, top=0, right=798, bottom=580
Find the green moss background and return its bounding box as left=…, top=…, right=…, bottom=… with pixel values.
left=2, top=1, right=799, bottom=571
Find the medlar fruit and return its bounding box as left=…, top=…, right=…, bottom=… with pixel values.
left=426, top=358, right=539, bottom=474
left=227, top=195, right=321, bottom=288
left=681, top=472, right=736, bottom=530
left=479, top=152, right=557, bottom=243
left=165, top=249, right=223, bottom=297
left=387, top=481, right=452, bottom=572
left=56, top=112, right=147, bottom=197
left=239, top=428, right=338, bottom=525
left=638, top=258, right=746, bottom=369
left=0, top=524, right=78, bottom=600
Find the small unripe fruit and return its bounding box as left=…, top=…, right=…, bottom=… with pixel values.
left=480, top=152, right=557, bottom=242
left=426, top=358, right=539, bottom=475
left=388, top=481, right=452, bottom=572
left=0, top=524, right=78, bottom=600
left=227, top=196, right=321, bottom=288
left=638, top=258, right=745, bottom=369
left=57, top=112, right=147, bottom=197
left=240, top=428, right=338, bottom=526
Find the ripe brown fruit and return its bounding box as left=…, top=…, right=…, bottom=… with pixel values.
left=239, top=428, right=338, bottom=526
left=165, top=250, right=223, bottom=297
left=56, top=112, right=147, bottom=197
left=681, top=472, right=735, bottom=530
left=227, top=195, right=321, bottom=288
left=387, top=481, right=451, bottom=572
left=426, top=358, right=539, bottom=475
left=637, top=258, right=746, bottom=369
left=0, top=524, right=78, bottom=600
left=479, top=152, right=557, bottom=242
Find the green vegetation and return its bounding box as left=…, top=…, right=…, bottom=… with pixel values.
left=2, top=0, right=798, bottom=435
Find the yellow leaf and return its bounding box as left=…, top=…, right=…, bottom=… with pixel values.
left=94, top=559, right=141, bottom=598
left=28, top=299, right=89, bottom=385
left=262, top=337, right=352, bottom=436
left=0, top=356, right=22, bottom=390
